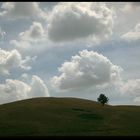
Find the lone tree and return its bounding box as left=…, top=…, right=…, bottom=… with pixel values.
left=97, top=94, right=109, bottom=106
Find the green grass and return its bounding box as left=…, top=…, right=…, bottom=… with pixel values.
left=0, top=97, right=140, bottom=136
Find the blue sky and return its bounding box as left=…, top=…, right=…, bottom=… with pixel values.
left=0, top=2, right=140, bottom=105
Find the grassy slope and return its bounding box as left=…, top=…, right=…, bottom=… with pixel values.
left=0, top=97, right=140, bottom=136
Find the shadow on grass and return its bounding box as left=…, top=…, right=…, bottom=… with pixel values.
left=72, top=108, right=90, bottom=112
left=78, top=113, right=103, bottom=120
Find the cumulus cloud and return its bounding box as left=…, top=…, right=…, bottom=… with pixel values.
left=0, top=79, right=30, bottom=103
left=0, top=75, right=49, bottom=104
left=122, top=2, right=140, bottom=13
left=0, top=27, right=6, bottom=41
left=133, top=97, right=140, bottom=104
left=47, top=2, right=114, bottom=42
left=121, top=23, right=140, bottom=41
left=30, top=75, right=49, bottom=97
left=0, top=48, right=33, bottom=75
left=10, top=22, right=45, bottom=48
left=10, top=40, right=31, bottom=49
left=121, top=79, right=140, bottom=97
left=0, top=2, right=46, bottom=19
left=10, top=22, right=47, bottom=52
left=120, top=79, right=140, bottom=104
left=130, top=2, right=140, bottom=9
left=19, top=22, right=45, bottom=41
left=121, top=3, right=133, bottom=13
left=51, top=50, right=122, bottom=91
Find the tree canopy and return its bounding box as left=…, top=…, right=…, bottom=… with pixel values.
left=97, top=94, right=109, bottom=106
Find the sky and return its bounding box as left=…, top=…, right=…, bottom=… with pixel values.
left=0, top=2, right=140, bottom=105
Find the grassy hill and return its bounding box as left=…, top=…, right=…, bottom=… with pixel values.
left=0, top=97, right=140, bottom=136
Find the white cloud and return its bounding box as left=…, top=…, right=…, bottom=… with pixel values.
left=130, top=2, right=140, bottom=8
left=120, top=79, right=140, bottom=104
left=122, top=2, right=140, bottom=13
left=120, top=79, right=140, bottom=97
left=133, top=97, right=140, bottom=104
left=0, top=48, right=32, bottom=75
left=20, top=73, right=29, bottom=82
left=51, top=49, right=122, bottom=91
left=30, top=75, right=49, bottom=97
left=47, top=2, right=114, bottom=42
left=0, top=79, right=30, bottom=103
left=19, top=22, right=45, bottom=41
left=0, top=27, right=6, bottom=41
left=0, top=2, right=46, bottom=19
left=10, top=21, right=46, bottom=49
left=121, top=3, right=133, bottom=13
left=121, top=23, right=140, bottom=41
left=10, top=40, right=31, bottom=49
left=0, top=75, right=49, bottom=104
